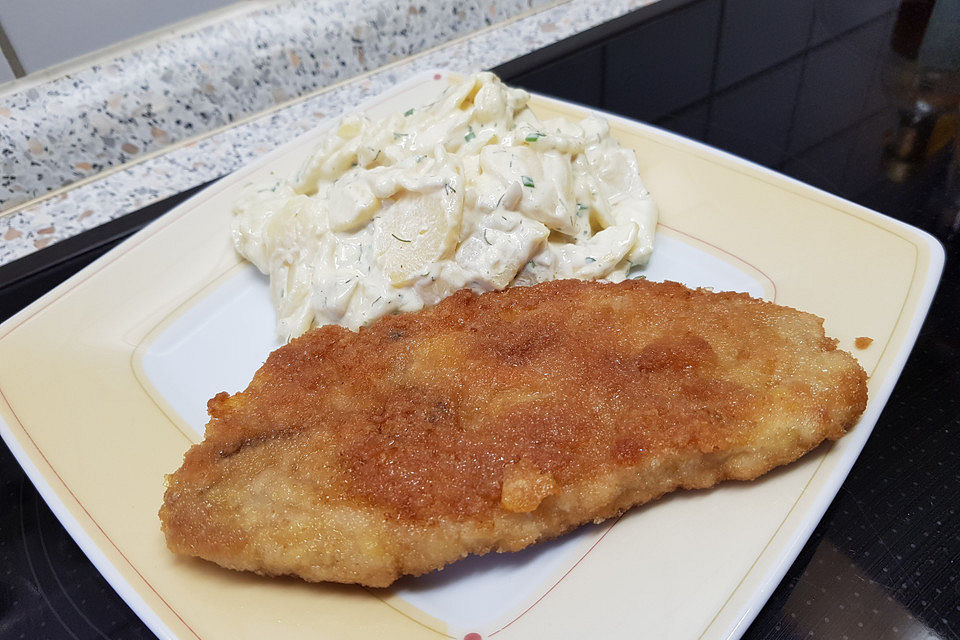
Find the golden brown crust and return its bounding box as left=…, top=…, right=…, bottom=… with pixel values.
left=159, top=279, right=867, bottom=587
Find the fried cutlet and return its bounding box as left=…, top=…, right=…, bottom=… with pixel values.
left=159, top=279, right=867, bottom=587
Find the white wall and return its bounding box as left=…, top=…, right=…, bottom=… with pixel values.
left=0, top=56, right=13, bottom=82
left=0, top=0, right=242, bottom=77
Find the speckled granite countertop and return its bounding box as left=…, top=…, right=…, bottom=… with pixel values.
left=0, top=0, right=654, bottom=266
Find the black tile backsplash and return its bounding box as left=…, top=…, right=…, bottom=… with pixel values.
left=657, top=101, right=711, bottom=140
left=715, top=0, right=813, bottom=89
left=810, top=0, right=900, bottom=45
left=511, top=45, right=605, bottom=108
left=505, top=0, right=906, bottom=201
left=708, top=58, right=804, bottom=166
left=603, top=0, right=721, bottom=120
left=790, top=16, right=894, bottom=152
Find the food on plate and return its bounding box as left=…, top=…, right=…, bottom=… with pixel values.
left=159, top=278, right=867, bottom=587
left=233, top=72, right=657, bottom=340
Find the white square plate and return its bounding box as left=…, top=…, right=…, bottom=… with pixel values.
left=0, top=70, right=943, bottom=640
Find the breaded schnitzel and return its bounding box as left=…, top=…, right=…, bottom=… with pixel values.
left=160, top=279, right=867, bottom=587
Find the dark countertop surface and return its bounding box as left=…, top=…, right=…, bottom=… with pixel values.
left=1, top=0, right=958, bottom=638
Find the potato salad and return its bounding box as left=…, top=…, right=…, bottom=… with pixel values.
left=233, top=72, right=657, bottom=340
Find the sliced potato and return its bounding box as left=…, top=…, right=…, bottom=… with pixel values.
left=327, top=179, right=380, bottom=232
left=373, top=179, right=463, bottom=286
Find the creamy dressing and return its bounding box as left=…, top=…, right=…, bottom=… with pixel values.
left=234, top=72, right=658, bottom=340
